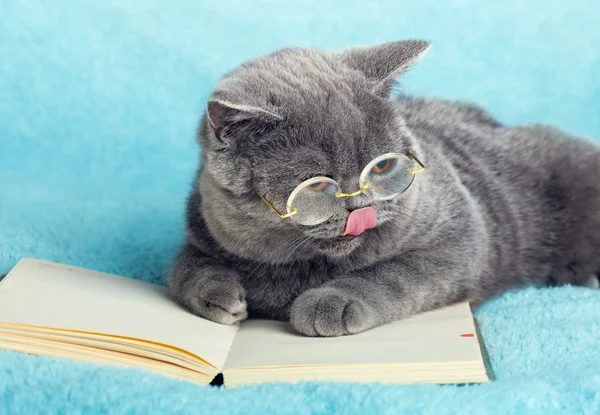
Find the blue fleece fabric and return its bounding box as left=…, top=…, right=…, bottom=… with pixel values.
left=1, top=1, right=599, bottom=414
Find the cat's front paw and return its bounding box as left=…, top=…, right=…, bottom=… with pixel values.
left=188, top=276, right=248, bottom=325
left=290, top=287, right=378, bottom=337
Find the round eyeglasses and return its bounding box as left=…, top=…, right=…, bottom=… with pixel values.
left=258, top=151, right=426, bottom=226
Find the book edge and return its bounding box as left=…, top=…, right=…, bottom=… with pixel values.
left=0, top=335, right=213, bottom=386
left=0, top=322, right=215, bottom=369
left=473, top=317, right=495, bottom=381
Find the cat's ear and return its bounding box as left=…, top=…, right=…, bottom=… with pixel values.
left=341, top=40, right=431, bottom=96
left=206, top=99, right=282, bottom=143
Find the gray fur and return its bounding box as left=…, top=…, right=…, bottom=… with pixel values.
left=168, top=40, right=600, bottom=337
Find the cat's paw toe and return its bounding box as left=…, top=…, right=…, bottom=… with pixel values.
left=191, top=278, right=248, bottom=325
left=290, top=287, right=376, bottom=337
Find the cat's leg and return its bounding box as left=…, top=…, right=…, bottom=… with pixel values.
left=168, top=244, right=247, bottom=324
left=290, top=254, right=473, bottom=337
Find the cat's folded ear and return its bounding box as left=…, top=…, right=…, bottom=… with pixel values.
left=341, top=40, right=431, bottom=96
left=206, top=100, right=283, bottom=144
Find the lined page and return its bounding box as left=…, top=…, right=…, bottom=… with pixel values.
left=224, top=302, right=483, bottom=370
left=0, top=258, right=238, bottom=370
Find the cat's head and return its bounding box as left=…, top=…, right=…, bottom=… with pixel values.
left=197, top=40, right=430, bottom=262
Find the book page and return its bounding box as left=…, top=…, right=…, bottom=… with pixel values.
left=0, top=258, right=238, bottom=370
left=223, top=302, right=483, bottom=370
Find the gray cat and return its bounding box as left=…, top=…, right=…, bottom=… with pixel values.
left=168, top=40, right=600, bottom=337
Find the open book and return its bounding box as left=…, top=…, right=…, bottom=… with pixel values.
left=0, top=258, right=491, bottom=387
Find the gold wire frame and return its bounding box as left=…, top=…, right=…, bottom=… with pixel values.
left=258, top=194, right=298, bottom=218
left=408, top=151, right=426, bottom=175
left=258, top=151, right=426, bottom=219
left=335, top=183, right=371, bottom=198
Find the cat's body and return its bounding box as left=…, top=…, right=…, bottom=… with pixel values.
left=169, top=41, right=600, bottom=336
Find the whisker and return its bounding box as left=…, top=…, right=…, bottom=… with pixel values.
left=245, top=233, right=306, bottom=279
left=295, top=236, right=314, bottom=259
left=282, top=236, right=312, bottom=263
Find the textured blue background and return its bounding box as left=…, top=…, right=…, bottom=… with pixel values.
left=1, top=1, right=599, bottom=413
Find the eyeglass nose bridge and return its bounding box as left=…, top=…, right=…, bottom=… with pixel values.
left=335, top=183, right=371, bottom=199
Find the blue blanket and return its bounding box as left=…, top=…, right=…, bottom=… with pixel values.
left=1, top=1, right=599, bottom=413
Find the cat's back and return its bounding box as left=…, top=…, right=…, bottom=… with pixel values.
left=398, top=96, right=600, bottom=283
left=397, top=96, right=600, bottom=183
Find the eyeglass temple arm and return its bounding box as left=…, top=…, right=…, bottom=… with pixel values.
left=258, top=193, right=298, bottom=219
left=408, top=152, right=426, bottom=175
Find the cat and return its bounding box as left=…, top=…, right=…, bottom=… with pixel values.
left=168, top=40, right=600, bottom=337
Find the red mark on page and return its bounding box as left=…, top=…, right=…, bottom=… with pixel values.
left=460, top=333, right=475, bottom=337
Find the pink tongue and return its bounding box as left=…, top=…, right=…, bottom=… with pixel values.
left=342, top=207, right=377, bottom=236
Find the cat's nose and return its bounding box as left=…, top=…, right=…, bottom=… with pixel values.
left=344, top=192, right=371, bottom=211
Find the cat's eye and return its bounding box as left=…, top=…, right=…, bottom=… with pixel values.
left=308, top=181, right=328, bottom=191
left=286, top=177, right=341, bottom=225
left=371, top=158, right=395, bottom=174
left=360, top=153, right=420, bottom=201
